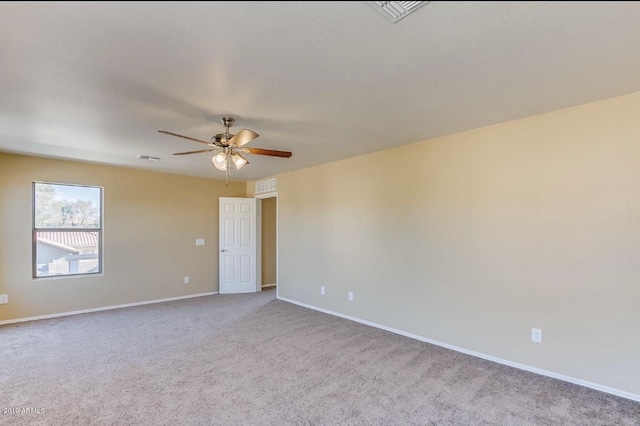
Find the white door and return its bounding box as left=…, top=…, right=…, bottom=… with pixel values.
left=219, top=197, right=257, bottom=294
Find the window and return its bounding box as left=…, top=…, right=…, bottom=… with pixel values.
left=33, top=182, right=102, bottom=278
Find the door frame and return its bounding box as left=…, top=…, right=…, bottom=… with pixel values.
left=255, top=191, right=278, bottom=297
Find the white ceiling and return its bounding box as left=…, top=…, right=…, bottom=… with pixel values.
left=1, top=1, right=640, bottom=181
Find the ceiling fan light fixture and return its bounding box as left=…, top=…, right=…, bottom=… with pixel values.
left=212, top=152, right=227, bottom=170
left=160, top=116, right=292, bottom=182
left=231, top=152, right=248, bottom=170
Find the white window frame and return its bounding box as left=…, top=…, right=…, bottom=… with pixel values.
left=32, top=182, right=103, bottom=279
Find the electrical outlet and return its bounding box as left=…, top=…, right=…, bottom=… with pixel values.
left=348, top=291, right=354, bottom=301
left=195, top=238, right=205, bottom=246
left=320, top=286, right=325, bottom=295
left=531, top=328, right=542, bottom=343
left=184, top=276, right=190, bottom=284
left=0, top=294, right=8, bottom=304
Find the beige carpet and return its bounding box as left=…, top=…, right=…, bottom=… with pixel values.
left=1, top=289, right=638, bottom=425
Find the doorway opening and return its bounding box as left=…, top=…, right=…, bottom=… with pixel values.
left=260, top=196, right=277, bottom=291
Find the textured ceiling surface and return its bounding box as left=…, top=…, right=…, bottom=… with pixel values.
left=1, top=1, right=640, bottom=180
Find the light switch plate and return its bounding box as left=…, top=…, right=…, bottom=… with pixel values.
left=195, top=238, right=205, bottom=246
left=531, top=328, right=542, bottom=343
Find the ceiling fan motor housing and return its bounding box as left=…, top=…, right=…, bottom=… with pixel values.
left=212, top=133, right=234, bottom=147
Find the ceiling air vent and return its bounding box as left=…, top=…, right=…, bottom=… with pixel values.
left=366, top=1, right=429, bottom=23
left=136, top=155, right=161, bottom=162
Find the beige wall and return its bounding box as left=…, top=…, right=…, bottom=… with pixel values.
left=261, top=197, right=277, bottom=285
left=0, top=153, right=245, bottom=321
left=275, top=92, right=640, bottom=396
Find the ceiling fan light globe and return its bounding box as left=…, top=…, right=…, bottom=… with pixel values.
left=212, top=152, right=227, bottom=170
left=231, top=152, right=248, bottom=170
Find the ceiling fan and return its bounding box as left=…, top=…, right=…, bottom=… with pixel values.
left=159, top=116, right=292, bottom=181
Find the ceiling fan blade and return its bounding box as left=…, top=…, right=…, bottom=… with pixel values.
left=158, top=130, right=215, bottom=146
left=242, top=147, right=292, bottom=158
left=172, top=148, right=218, bottom=156
left=228, top=129, right=259, bottom=147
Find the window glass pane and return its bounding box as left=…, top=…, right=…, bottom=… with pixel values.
left=33, top=182, right=102, bottom=278
left=34, top=183, right=101, bottom=229
left=35, top=231, right=101, bottom=277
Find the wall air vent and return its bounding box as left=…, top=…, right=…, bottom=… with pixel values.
left=366, top=1, right=429, bottom=23
left=136, top=155, right=161, bottom=162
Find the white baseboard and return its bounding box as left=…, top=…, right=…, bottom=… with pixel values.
left=0, top=292, right=219, bottom=326
left=262, top=283, right=277, bottom=289
left=278, top=296, right=640, bottom=403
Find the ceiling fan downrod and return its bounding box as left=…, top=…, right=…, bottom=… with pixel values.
left=221, top=116, right=234, bottom=143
